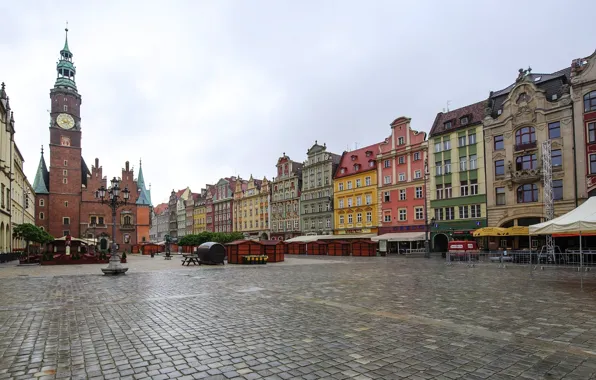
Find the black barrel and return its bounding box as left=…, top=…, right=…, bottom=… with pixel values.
left=196, top=242, right=226, bottom=265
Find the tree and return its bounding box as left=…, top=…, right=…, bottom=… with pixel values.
left=13, top=223, right=45, bottom=262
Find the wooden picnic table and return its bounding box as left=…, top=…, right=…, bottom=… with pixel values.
left=182, top=255, right=199, bottom=266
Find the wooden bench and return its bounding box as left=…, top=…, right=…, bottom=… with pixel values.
left=182, top=255, right=199, bottom=266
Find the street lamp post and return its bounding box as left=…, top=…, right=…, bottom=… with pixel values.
left=95, top=177, right=130, bottom=275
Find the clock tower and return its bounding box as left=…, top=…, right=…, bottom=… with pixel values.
left=47, top=27, right=85, bottom=238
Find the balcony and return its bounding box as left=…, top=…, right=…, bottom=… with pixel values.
left=509, top=166, right=542, bottom=185
left=514, top=141, right=537, bottom=152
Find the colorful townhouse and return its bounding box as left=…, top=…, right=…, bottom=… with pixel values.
left=233, top=175, right=271, bottom=239
left=193, top=189, right=207, bottom=234
left=270, top=154, right=303, bottom=240
left=375, top=117, right=428, bottom=251
left=429, top=101, right=487, bottom=252
left=333, top=144, right=379, bottom=237
left=213, top=177, right=237, bottom=233
left=205, top=185, right=215, bottom=232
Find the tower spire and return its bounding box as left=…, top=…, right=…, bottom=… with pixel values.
left=55, top=24, right=77, bottom=91
left=63, top=22, right=70, bottom=53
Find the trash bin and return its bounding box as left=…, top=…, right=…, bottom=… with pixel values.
left=196, top=242, right=226, bottom=265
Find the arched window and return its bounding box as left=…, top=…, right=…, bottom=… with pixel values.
left=515, top=127, right=536, bottom=146
left=123, top=215, right=132, bottom=225
left=585, top=91, right=596, bottom=113
left=515, top=154, right=537, bottom=170
left=517, top=184, right=538, bottom=203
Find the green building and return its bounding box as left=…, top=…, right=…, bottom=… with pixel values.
left=428, top=101, right=488, bottom=252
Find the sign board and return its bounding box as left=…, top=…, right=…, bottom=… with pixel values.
left=379, top=240, right=387, bottom=253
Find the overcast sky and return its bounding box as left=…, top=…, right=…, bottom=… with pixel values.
left=1, top=0, right=594, bottom=205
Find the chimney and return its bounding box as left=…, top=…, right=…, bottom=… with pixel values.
left=95, top=158, right=99, bottom=168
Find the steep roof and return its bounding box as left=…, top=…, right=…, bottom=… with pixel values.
left=32, top=151, right=50, bottom=194
left=429, top=100, right=487, bottom=137
left=136, top=161, right=152, bottom=206
left=153, top=203, right=168, bottom=215
left=334, top=143, right=378, bottom=179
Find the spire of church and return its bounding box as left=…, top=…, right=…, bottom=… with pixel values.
left=54, top=25, right=77, bottom=91
left=135, top=158, right=152, bottom=206
left=33, top=146, right=50, bottom=194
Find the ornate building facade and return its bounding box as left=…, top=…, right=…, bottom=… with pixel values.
left=213, top=178, right=236, bottom=233
left=300, top=141, right=340, bottom=236
left=233, top=175, right=270, bottom=239
left=483, top=67, right=577, bottom=248
left=0, top=84, right=15, bottom=252
left=149, top=203, right=168, bottom=242
left=32, top=29, right=152, bottom=251
left=168, top=187, right=190, bottom=239
left=270, top=154, right=302, bottom=240
left=192, top=190, right=206, bottom=234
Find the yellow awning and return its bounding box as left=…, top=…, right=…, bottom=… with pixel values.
left=504, top=226, right=529, bottom=236
left=472, top=227, right=507, bottom=237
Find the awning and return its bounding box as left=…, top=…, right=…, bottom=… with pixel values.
left=504, top=226, right=529, bottom=236
left=285, top=235, right=318, bottom=243
left=529, top=196, right=596, bottom=235
left=285, top=234, right=376, bottom=243
left=371, top=232, right=425, bottom=242
left=472, top=227, right=507, bottom=237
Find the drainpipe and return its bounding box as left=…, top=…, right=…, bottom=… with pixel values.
left=571, top=99, right=579, bottom=207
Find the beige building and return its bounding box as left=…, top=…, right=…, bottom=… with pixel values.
left=483, top=67, right=578, bottom=247
left=233, top=176, right=270, bottom=240
left=0, top=84, right=15, bottom=252
left=570, top=50, right=596, bottom=198
left=11, top=145, right=35, bottom=249
left=270, top=154, right=303, bottom=240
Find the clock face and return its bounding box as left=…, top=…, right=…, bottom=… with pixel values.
left=56, top=113, right=75, bottom=129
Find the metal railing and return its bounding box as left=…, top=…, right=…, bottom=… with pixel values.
left=445, top=250, right=596, bottom=271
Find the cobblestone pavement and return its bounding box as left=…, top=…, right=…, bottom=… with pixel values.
left=0, top=255, right=596, bottom=379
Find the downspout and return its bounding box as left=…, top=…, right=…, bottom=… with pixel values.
left=571, top=98, right=579, bottom=207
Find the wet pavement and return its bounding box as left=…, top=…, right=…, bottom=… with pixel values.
left=0, top=254, right=595, bottom=379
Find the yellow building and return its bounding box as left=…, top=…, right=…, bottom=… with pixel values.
left=193, top=189, right=207, bottom=234
left=333, top=145, right=379, bottom=236
left=233, top=175, right=271, bottom=240
left=11, top=145, right=35, bottom=249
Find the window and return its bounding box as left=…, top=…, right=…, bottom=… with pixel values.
left=39, top=212, right=44, bottom=220
left=398, top=156, right=405, bottom=165
left=347, top=181, right=352, bottom=189
left=516, top=154, right=537, bottom=170
left=415, top=187, right=423, bottom=198
left=366, top=211, right=372, bottom=222
left=398, top=173, right=405, bottom=181
left=357, top=213, right=362, bottom=223
left=295, top=220, right=300, bottom=230
left=398, top=137, right=404, bottom=145
left=585, top=91, right=596, bottom=112
left=458, top=136, right=467, bottom=147
left=399, top=209, right=407, bottom=221
left=384, top=191, right=390, bottom=202
left=495, top=160, right=505, bottom=176
left=459, top=156, right=467, bottom=171
left=436, top=184, right=443, bottom=200
left=551, top=149, right=562, bottom=167
left=339, top=199, right=344, bottom=208
left=63, top=217, right=70, bottom=225
left=39, top=199, right=44, bottom=207
left=459, top=205, right=469, bottom=219
left=460, top=116, right=469, bottom=125
left=435, top=162, right=443, bottom=176
left=444, top=159, right=451, bottom=174
left=384, top=175, right=391, bottom=184
left=365, top=176, right=371, bottom=186
left=589, top=122, right=596, bottom=144
left=338, top=183, right=344, bottom=191
left=63, top=105, right=68, bottom=111
left=356, top=179, right=361, bottom=188
left=339, top=215, right=344, bottom=224
left=434, top=142, right=442, bottom=153
left=414, top=170, right=421, bottom=179
left=515, top=126, right=536, bottom=145
left=517, top=184, right=538, bottom=203
left=347, top=198, right=353, bottom=207
left=63, top=178, right=67, bottom=184
left=470, top=205, right=481, bottom=218
left=399, top=189, right=406, bottom=200
left=64, top=201, right=68, bottom=207
left=98, top=217, right=104, bottom=225
left=445, top=207, right=455, bottom=220
left=353, top=164, right=360, bottom=171
left=469, top=154, right=477, bottom=170
left=369, top=161, right=375, bottom=167
left=494, top=135, right=504, bottom=150
left=591, top=154, right=596, bottom=174
left=444, top=183, right=452, bottom=199
left=413, top=152, right=420, bottom=161
left=384, top=213, right=391, bottom=222
left=470, top=179, right=478, bottom=195
left=64, top=160, right=68, bottom=166
left=434, top=208, right=443, bottom=221
left=415, top=207, right=424, bottom=220
left=356, top=196, right=362, bottom=206
left=460, top=180, right=468, bottom=196
left=443, top=140, right=451, bottom=150
left=468, top=133, right=476, bottom=145
left=326, top=219, right=331, bottom=228
left=348, top=214, right=353, bottom=224
left=548, top=122, right=561, bottom=139
left=384, top=160, right=391, bottom=168
left=90, top=216, right=97, bottom=225
left=63, top=230, right=70, bottom=237
left=444, top=121, right=452, bottom=129
left=553, top=180, right=563, bottom=201
left=365, top=194, right=372, bottom=205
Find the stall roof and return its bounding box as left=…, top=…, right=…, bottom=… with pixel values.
left=285, top=234, right=376, bottom=243
left=371, top=232, right=425, bottom=242
left=529, top=197, right=596, bottom=235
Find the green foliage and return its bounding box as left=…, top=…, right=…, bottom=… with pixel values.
left=13, top=223, right=54, bottom=260
left=178, top=232, right=244, bottom=246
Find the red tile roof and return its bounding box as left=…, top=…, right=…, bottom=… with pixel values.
left=429, top=101, right=486, bottom=137
left=175, top=189, right=186, bottom=198
left=153, top=203, right=168, bottom=215
left=333, top=143, right=379, bottom=179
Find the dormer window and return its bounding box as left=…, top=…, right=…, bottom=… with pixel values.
left=460, top=116, right=469, bottom=126
left=497, top=109, right=503, bottom=116
left=365, top=150, right=372, bottom=157
left=444, top=121, right=452, bottom=129
left=351, top=155, right=357, bottom=161
left=368, top=160, right=375, bottom=167
left=340, top=168, right=346, bottom=174
left=354, top=164, right=360, bottom=171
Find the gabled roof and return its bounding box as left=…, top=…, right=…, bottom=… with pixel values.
left=429, top=100, right=487, bottom=137
left=333, top=143, right=378, bottom=179
left=153, top=203, right=168, bottom=215
left=32, top=151, right=49, bottom=194
left=136, top=161, right=152, bottom=206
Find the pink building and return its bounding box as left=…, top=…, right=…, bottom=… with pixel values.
left=376, top=117, right=428, bottom=248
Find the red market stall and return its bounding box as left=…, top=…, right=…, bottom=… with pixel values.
left=306, top=240, right=327, bottom=255
left=260, top=240, right=285, bottom=263
left=286, top=241, right=306, bottom=255
left=327, top=240, right=351, bottom=256
left=351, top=240, right=377, bottom=257
left=225, top=240, right=262, bottom=264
